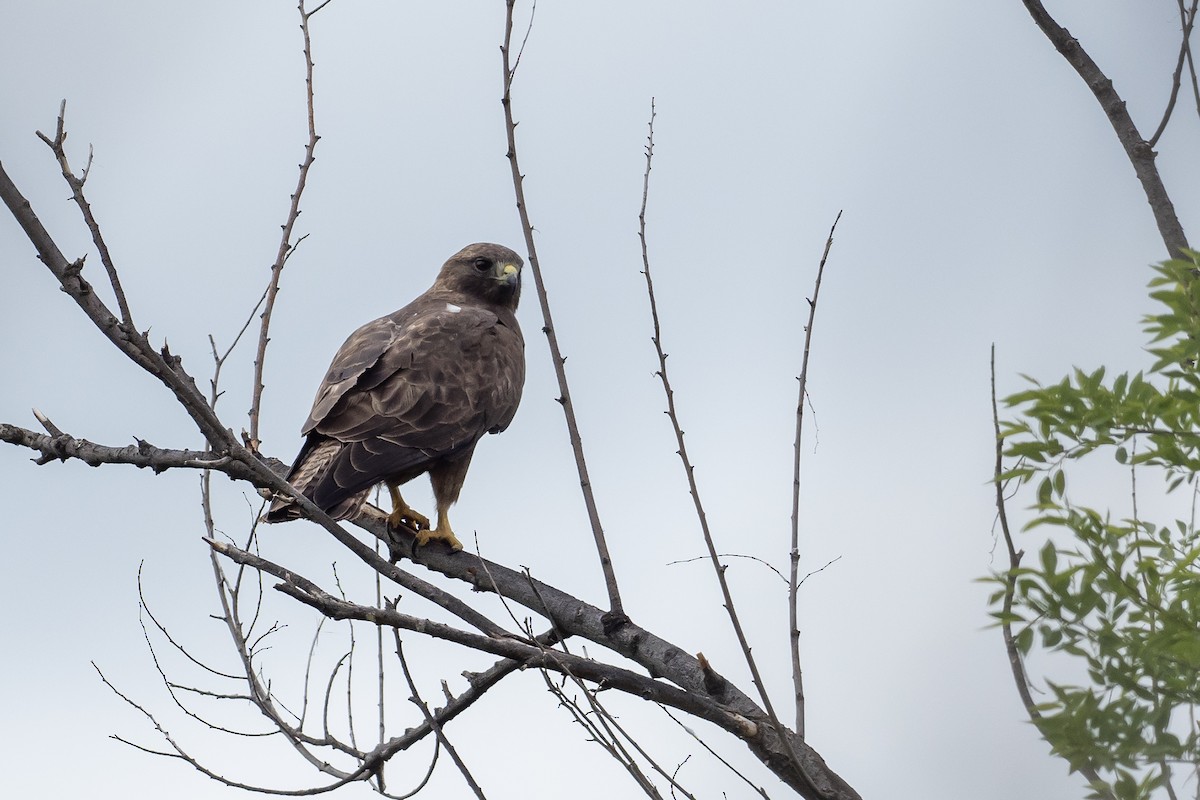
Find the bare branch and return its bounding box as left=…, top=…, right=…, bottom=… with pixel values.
left=355, top=509, right=858, bottom=797
left=666, top=553, right=788, bottom=585
left=0, top=159, right=240, bottom=450
left=1019, top=0, right=1189, bottom=258
left=989, top=345, right=1115, bottom=800
left=543, top=673, right=669, bottom=799
left=35, top=100, right=135, bottom=327
left=248, top=0, right=327, bottom=452
left=0, top=422, right=261, bottom=478
left=635, top=97, right=819, bottom=794
left=1148, top=0, right=1199, bottom=147
left=660, top=705, right=772, bottom=799
left=789, top=210, right=842, bottom=737
left=394, top=632, right=487, bottom=800
left=209, top=537, right=772, bottom=751
left=499, top=0, right=626, bottom=626
left=95, top=662, right=366, bottom=796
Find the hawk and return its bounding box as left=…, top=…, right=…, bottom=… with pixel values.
left=266, top=243, right=525, bottom=551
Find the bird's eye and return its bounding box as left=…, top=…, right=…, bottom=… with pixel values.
left=472, top=258, right=491, bottom=272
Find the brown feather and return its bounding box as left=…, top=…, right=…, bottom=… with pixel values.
left=266, top=243, right=524, bottom=527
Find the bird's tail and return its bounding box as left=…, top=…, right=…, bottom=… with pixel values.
left=264, top=438, right=368, bottom=523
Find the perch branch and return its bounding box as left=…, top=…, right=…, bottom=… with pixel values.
left=1, top=119, right=856, bottom=794
left=210, top=538, right=764, bottom=741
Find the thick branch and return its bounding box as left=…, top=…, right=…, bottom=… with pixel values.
left=0, top=160, right=240, bottom=452
left=0, top=423, right=265, bottom=481
left=1020, top=0, right=1189, bottom=258
left=210, top=539, right=768, bottom=751
left=350, top=514, right=860, bottom=800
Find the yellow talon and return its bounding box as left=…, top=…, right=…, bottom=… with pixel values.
left=386, top=484, right=461, bottom=550
left=387, top=484, right=430, bottom=531
left=414, top=528, right=464, bottom=551
left=413, top=508, right=463, bottom=551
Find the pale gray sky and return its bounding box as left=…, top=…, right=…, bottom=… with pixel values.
left=2, top=2, right=1197, bottom=799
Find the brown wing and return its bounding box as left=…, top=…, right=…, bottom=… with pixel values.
left=295, top=301, right=524, bottom=514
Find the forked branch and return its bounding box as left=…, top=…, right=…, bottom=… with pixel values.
left=1020, top=0, right=1189, bottom=258
left=635, top=99, right=823, bottom=796
left=35, top=100, right=134, bottom=328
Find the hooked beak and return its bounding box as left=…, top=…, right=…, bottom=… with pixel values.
left=494, top=262, right=521, bottom=288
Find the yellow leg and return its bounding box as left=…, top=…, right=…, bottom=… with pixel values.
left=413, top=507, right=464, bottom=551
left=386, top=484, right=430, bottom=532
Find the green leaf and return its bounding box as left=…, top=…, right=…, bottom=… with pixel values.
left=1037, top=477, right=1054, bottom=506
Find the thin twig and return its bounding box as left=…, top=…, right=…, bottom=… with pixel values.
left=634, top=98, right=816, bottom=791
left=543, top=674, right=669, bottom=799
left=1149, top=0, right=1199, bottom=146
left=35, top=100, right=134, bottom=327
left=1177, top=0, right=1200, bottom=127
left=394, top=632, right=487, bottom=800
left=665, top=553, right=788, bottom=585
left=374, top=540, right=387, bottom=789
left=789, top=210, right=842, bottom=737
left=94, top=662, right=365, bottom=796
left=248, top=0, right=327, bottom=452
left=499, top=0, right=626, bottom=626
left=990, top=345, right=1115, bottom=800
left=660, top=705, right=772, bottom=799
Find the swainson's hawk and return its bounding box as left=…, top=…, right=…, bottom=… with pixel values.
left=266, top=243, right=525, bottom=551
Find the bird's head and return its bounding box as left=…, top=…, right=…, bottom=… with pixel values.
left=437, top=243, right=523, bottom=310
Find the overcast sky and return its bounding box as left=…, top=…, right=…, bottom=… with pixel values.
left=2, top=2, right=1198, bottom=799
